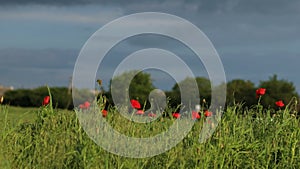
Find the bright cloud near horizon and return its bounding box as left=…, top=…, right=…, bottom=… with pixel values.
left=0, top=0, right=300, bottom=92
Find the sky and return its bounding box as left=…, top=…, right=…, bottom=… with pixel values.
left=0, top=0, right=300, bottom=92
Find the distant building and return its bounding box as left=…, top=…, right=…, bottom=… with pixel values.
left=0, top=85, right=14, bottom=97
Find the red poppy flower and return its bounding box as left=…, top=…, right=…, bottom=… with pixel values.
left=84, top=101, right=90, bottom=108
left=204, top=110, right=212, bottom=117
left=130, top=99, right=141, bottom=109
left=136, top=110, right=144, bottom=115
left=172, top=112, right=180, bottom=119
left=102, top=109, right=108, bottom=117
left=275, top=100, right=284, bottom=108
left=42, top=96, right=50, bottom=106
left=192, top=111, right=201, bottom=120
left=256, top=88, right=266, bottom=97
left=79, top=101, right=90, bottom=109
left=148, top=113, right=156, bottom=117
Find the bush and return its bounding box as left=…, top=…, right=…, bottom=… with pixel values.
left=4, top=87, right=73, bottom=109
left=259, top=75, right=299, bottom=109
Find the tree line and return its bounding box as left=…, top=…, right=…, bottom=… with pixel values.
left=3, top=87, right=73, bottom=109
left=3, top=71, right=299, bottom=111
left=105, top=71, right=299, bottom=111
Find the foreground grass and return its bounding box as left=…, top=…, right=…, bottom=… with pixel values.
left=0, top=104, right=300, bottom=168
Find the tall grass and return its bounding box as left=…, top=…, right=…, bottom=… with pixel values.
left=0, top=101, right=299, bottom=168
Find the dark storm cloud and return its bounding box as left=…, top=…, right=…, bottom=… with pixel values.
left=0, top=0, right=96, bottom=6
left=2, top=0, right=299, bottom=15
left=0, top=48, right=78, bottom=88
left=0, top=0, right=159, bottom=6
left=0, top=48, right=77, bottom=69
left=186, top=0, right=300, bottom=14
left=1, top=0, right=300, bottom=91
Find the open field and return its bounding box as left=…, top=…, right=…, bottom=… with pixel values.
left=0, top=106, right=37, bottom=126
left=0, top=106, right=34, bottom=168
left=1, top=104, right=300, bottom=168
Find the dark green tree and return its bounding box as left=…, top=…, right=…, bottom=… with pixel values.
left=109, top=70, right=155, bottom=108
left=195, top=77, right=212, bottom=104
left=226, top=79, right=256, bottom=107
left=4, top=87, right=73, bottom=109
left=259, top=75, right=298, bottom=109
left=4, top=89, right=32, bottom=107
left=169, top=77, right=211, bottom=109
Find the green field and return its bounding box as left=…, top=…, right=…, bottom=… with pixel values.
left=0, top=106, right=31, bottom=168
left=1, top=103, right=300, bottom=168
left=1, top=106, right=37, bottom=125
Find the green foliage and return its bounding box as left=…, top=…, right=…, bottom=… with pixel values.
left=259, top=75, right=299, bottom=109
left=4, top=89, right=33, bottom=107
left=4, top=86, right=73, bottom=109
left=109, top=70, right=155, bottom=108
left=226, top=79, right=256, bottom=107
left=129, top=71, right=155, bottom=102
left=3, top=74, right=299, bottom=111
left=169, top=77, right=211, bottom=109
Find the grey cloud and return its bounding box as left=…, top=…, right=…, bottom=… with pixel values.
left=232, top=0, right=300, bottom=15
left=0, top=48, right=78, bottom=88
left=187, top=0, right=300, bottom=14
left=0, top=48, right=77, bottom=69
left=118, top=0, right=300, bottom=16
left=2, top=0, right=299, bottom=16
left=0, top=0, right=97, bottom=6
left=1, top=0, right=300, bottom=92
left=0, top=0, right=163, bottom=6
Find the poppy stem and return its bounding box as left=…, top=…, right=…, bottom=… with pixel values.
left=257, top=96, right=261, bottom=106
left=46, top=85, right=54, bottom=114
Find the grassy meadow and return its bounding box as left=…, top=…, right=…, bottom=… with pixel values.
left=0, top=102, right=300, bottom=168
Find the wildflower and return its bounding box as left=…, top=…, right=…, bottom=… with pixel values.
left=256, top=88, right=266, bottom=98
left=42, top=96, right=50, bottom=106
left=204, top=110, right=212, bottom=117
left=172, top=112, right=180, bottom=119
left=130, top=99, right=141, bottom=109
left=83, top=101, right=90, bottom=108
left=275, top=100, right=284, bottom=108
left=79, top=101, right=90, bottom=109
left=192, top=111, right=201, bottom=120
left=102, top=109, right=108, bottom=117
left=136, top=110, right=144, bottom=115
left=148, top=112, right=156, bottom=117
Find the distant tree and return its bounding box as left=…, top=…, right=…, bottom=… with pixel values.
left=109, top=70, right=155, bottom=108
left=169, top=77, right=211, bottom=110
left=4, top=87, right=73, bottom=109
left=29, top=87, right=48, bottom=107
left=210, top=82, right=227, bottom=111
left=226, top=79, right=256, bottom=107
left=195, top=77, right=212, bottom=104
left=165, top=90, right=181, bottom=109
left=50, top=87, right=73, bottom=109
left=4, top=89, right=32, bottom=107
left=259, top=75, right=298, bottom=109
